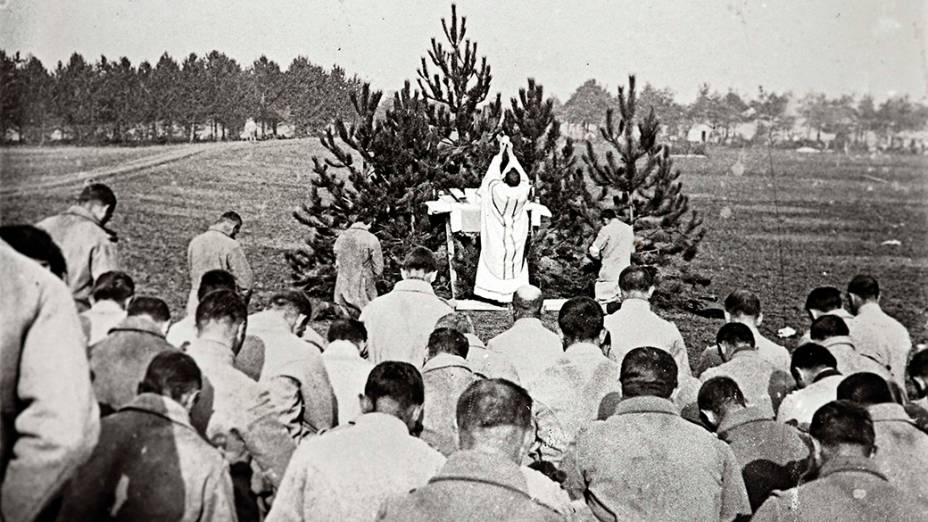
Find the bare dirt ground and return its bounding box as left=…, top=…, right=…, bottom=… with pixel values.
left=2, top=140, right=926, bottom=366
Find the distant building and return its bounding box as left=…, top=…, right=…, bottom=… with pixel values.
left=686, top=122, right=714, bottom=143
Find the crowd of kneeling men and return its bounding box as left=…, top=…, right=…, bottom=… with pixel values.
left=2, top=184, right=928, bottom=522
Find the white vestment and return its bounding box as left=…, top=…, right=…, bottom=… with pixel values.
left=474, top=146, right=531, bottom=303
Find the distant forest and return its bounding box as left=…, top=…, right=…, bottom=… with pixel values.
left=0, top=50, right=361, bottom=144
left=1, top=49, right=926, bottom=147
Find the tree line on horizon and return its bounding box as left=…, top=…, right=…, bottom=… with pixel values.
left=558, top=78, right=928, bottom=148
left=1, top=47, right=925, bottom=149
left=0, top=49, right=361, bottom=144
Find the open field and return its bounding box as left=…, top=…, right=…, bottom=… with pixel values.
left=1, top=140, right=926, bottom=365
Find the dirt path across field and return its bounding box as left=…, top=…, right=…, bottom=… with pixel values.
left=0, top=141, right=245, bottom=197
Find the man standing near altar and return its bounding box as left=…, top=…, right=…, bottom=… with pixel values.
left=474, top=137, right=532, bottom=304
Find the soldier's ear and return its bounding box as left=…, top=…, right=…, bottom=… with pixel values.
left=427, top=271, right=437, bottom=283
left=756, top=313, right=764, bottom=327
left=359, top=395, right=374, bottom=414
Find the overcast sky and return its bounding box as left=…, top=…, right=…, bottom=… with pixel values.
left=2, top=0, right=925, bottom=102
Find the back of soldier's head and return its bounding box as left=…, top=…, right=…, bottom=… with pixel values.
left=195, top=289, right=246, bottom=331
left=910, top=349, right=928, bottom=380
left=790, top=343, right=838, bottom=373
left=128, top=296, right=171, bottom=325
left=837, top=373, right=893, bottom=407
left=698, top=376, right=747, bottom=416
left=365, top=361, right=425, bottom=411
left=219, top=211, right=243, bottom=227
left=716, top=322, right=755, bottom=350
left=724, top=289, right=761, bottom=319
left=197, top=269, right=237, bottom=300
left=327, top=319, right=367, bottom=346
left=512, top=285, right=544, bottom=318
left=558, top=296, right=603, bottom=345
left=810, top=315, right=849, bottom=341
left=621, top=347, right=678, bottom=399
left=619, top=266, right=654, bottom=294
left=403, top=246, right=437, bottom=274
left=79, top=183, right=117, bottom=208
left=268, top=291, right=313, bottom=317
left=847, top=274, right=879, bottom=300
left=804, top=286, right=843, bottom=314
left=457, top=379, right=533, bottom=454
left=427, top=327, right=469, bottom=359
left=810, top=400, right=875, bottom=455
left=0, top=225, right=68, bottom=279
left=92, top=271, right=135, bottom=304
left=435, top=312, right=476, bottom=335
left=139, top=351, right=202, bottom=404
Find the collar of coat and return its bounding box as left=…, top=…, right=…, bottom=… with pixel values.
left=717, top=405, right=774, bottom=435
left=119, top=393, right=196, bottom=432
left=394, top=278, right=438, bottom=295
left=423, top=353, right=473, bottom=374
left=186, top=337, right=235, bottom=366
left=428, top=449, right=530, bottom=499
left=563, top=342, right=604, bottom=358
left=817, top=455, right=888, bottom=482
left=868, top=402, right=920, bottom=426
left=820, top=336, right=855, bottom=350
left=612, top=395, right=679, bottom=417
left=322, top=340, right=363, bottom=360
left=109, top=316, right=166, bottom=338
left=63, top=205, right=118, bottom=240
left=207, top=223, right=234, bottom=237
left=812, top=368, right=842, bottom=383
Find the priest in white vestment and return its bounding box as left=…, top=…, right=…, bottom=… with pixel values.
left=474, top=138, right=532, bottom=303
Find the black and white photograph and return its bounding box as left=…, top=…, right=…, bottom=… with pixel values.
left=1, top=1, right=927, bottom=520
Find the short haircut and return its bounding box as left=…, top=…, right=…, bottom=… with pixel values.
left=78, top=183, right=117, bottom=207
left=837, top=373, right=894, bottom=406
left=195, top=289, right=247, bottom=329
left=91, top=271, right=135, bottom=302
left=909, top=349, right=928, bottom=378
left=435, top=312, right=476, bottom=335
left=716, top=322, right=755, bottom=348
left=790, top=343, right=838, bottom=372
left=620, top=347, right=678, bottom=398
left=600, top=208, right=617, bottom=221
left=219, top=211, right=243, bottom=225
left=268, top=291, right=313, bottom=317
left=619, top=266, right=654, bottom=293
left=804, top=287, right=843, bottom=312
left=698, top=376, right=747, bottom=413
left=809, top=400, right=875, bottom=450
left=848, top=275, right=879, bottom=300
left=0, top=225, right=68, bottom=279
left=810, top=315, right=849, bottom=341
left=127, top=296, right=171, bottom=323
left=427, top=328, right=469, bottom=359
left=512, top=285, right=544, bottom=316
left=503, top=169, right=521, bottom=188
left=197, top=269, right=237, bottom=300
left=327, top=319, right=367, bottom=344
left=138, top=351, right=202, bottom=403
left=364, top=361, right=424, bottom=410
left=403, top=246, right=437, bottom=273
left=558, top=296, right=603, bottom=342
left=457, top=379, right=533, bottom=433
left=724, top=289, right=761, bottom=318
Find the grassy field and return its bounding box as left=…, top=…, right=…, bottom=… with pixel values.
left=1, top=139, right=926, bottom=365
left=0, top=144, right=191, bottom=188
